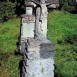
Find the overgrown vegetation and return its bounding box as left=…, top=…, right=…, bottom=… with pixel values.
left=0, top=0, right=25, bottom=21
left=0, top=11, right=77, bottom=77
left=0, top=0, right=77, bottom=22
left=60, top=0, right=76, bottom=12
left=0, top=2, right=16, bottom=21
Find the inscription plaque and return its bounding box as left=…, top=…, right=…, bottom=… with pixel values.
left=22, top=16, right=35, bottom=23
left=21, top=16, right=35, bottom=38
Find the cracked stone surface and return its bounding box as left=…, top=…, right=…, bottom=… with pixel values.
left=19, top=0, right=59, bottom=77
left=22, top=50, right=54, bottom=77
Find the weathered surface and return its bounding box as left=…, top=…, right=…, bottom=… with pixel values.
left=21, top=15, right=35, bottom=39
left=22, top=39, right=54, bottom=77
left=35, top=7, right=41, bottom=38
left=39, top=3, right=48, bottom=39
left=26, top=38, right=55, bottom=52
left=23, top=58, right=54, bottom=77
left=21, top=38, right=55, bottom=77
left=19, top=0, right=58, bottom=77
left=25, top=0, right=59, bottom=8
left=35, top=3, right=48, bottom=40
left=26, top=7, right=33, bottom=15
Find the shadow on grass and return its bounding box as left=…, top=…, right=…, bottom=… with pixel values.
left=14, top=50, right=23, bottom=77
left=19, top=60, right=23, bottom=77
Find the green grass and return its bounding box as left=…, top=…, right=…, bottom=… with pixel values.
left=0, top=11, right=77, bottom=77
left=48, top=11, right=77, bottom=77
left=0, top=18, right=20, bottom=53
left=0, top=18, right=22, bottom=77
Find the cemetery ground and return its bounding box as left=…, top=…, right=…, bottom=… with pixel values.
left=0, top=10, right=77, bottom=77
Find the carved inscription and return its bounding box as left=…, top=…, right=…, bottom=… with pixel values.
left=22, top=15, right=35, bottom=23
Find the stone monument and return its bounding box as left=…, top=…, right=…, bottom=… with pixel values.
left=19, top=0, right=59, bottom=77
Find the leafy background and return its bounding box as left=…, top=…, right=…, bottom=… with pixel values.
left=0, top=0, right=77, bottom=21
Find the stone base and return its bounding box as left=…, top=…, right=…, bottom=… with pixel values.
left=22, top=52, right=54, bottom=77
left=19, top=38, right=55, bottom=54
left=26, top=38, right=55, bottom=52
left=21, top=38, right=54, bottom=77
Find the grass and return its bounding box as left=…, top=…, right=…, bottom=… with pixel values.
left=0, top=18, right=20, bottom=53
left=0, top=18, right=22, bottom=77
left=48, top=11, right=77, bottom=77
left=0, top=11, right=77, bottom=77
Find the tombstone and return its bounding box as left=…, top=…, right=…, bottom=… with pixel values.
left=19, top=0, right=59, bottom=77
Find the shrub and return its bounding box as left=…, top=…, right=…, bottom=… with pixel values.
left=60, top=0, right=76, bottom=12
left=0, top=2, right=16, bottom=21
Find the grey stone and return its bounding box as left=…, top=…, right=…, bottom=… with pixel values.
left=26, top=7, right=33, bottom=15
left=24, top=55, right=54, bottom=77
left=21, top=16, right=35, bottom=39
left=19, top=0, right=59, bottom=77
left=48, top=4, right=56, bottom=8
left=25, top=0, right=59, bottom=8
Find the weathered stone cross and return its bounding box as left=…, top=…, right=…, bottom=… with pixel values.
left=19, top=0, right=59, bottom=77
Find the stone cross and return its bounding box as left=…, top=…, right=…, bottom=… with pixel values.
left=19, top=0, right=59, bottom=77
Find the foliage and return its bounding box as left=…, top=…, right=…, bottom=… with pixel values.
left=0, top=2, right=16, bottom=21
left=48, top=10, right=77, bottom=77
left=0, top=0, right=77, bottom=22
left=60, top=0, right=76, bottom=12
left=15, top=0, right=25, bottom=16
left=0, top=0, right=25, bottom=16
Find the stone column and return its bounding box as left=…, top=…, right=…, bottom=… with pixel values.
left=35, top=1, right=48, bottom=40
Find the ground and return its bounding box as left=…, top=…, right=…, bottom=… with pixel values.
left=0, top=10, right=77, bottom=77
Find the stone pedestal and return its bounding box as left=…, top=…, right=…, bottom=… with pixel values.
left=22, top=39, right=55, bottom=77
